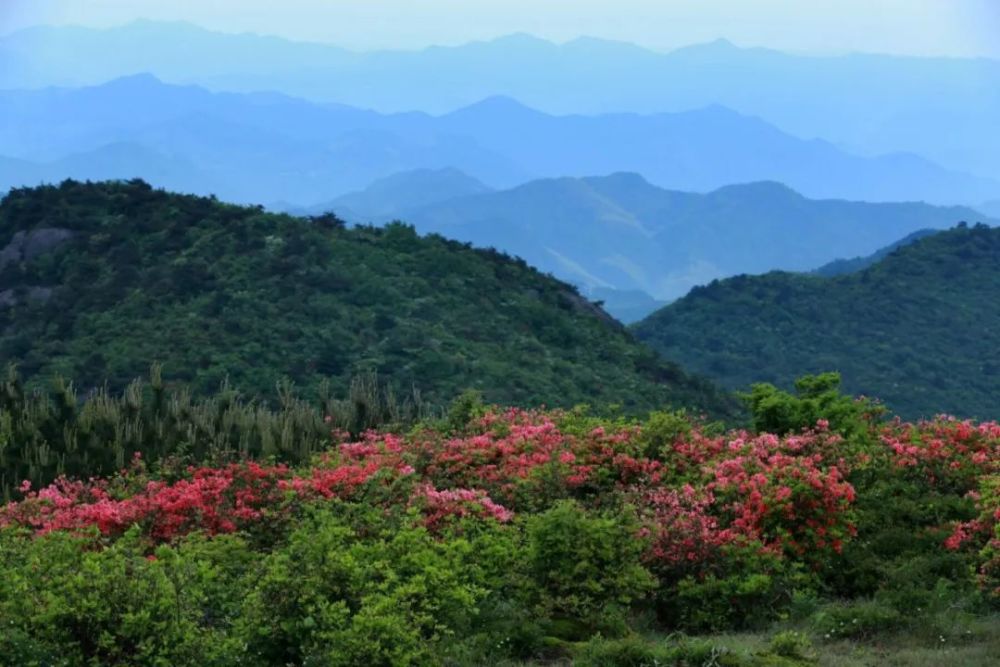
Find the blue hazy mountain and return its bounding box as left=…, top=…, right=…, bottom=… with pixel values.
left=0, top=75, right=530, bottom=203
left=1, top=76, right=996, bottom=206
left=430, top=97, right=999, bottom=204
left=0, top=142, right=215, bottom=194
left=3, top=21, right=998, bottom=181
left=583, top=287, right=670, bottom=325
left=314, top=168, right=495, bottom=221
left=981, top=200, right=1000, bottom=218
left=344, top=172, right=994, bottom=303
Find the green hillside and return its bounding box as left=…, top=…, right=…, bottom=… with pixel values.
left=633, top=223, right=1000, bottom=419
left=0, top=179, right=733, bottom=415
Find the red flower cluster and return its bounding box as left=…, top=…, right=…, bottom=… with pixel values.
left=4, top=407, right=999, bottom=597
left=0, top=408, right=857, bottom=570
left=704, top=430, right=856, bottom=559
left=410, top=484, right=514, bottom=531
left=885, top=416, right=1000, bottom=596
left=881, top=416, right=1000, bottom=489
left=4, top=462, right=291, bottom=541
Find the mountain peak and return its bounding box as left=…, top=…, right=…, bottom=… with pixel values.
left=101, top=72, right=163, bottom=87
left=708, top=180, right=803, bottom=199
left=486, top=32, right=554, bottom=48
left=587, top=172, right=655, bottom=188
left=445, top=95, right=541, bottom=119
left=669, top=38, right=743, bottom=57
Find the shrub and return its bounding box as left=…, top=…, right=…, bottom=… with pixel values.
left=667, top=545, right=812, bottom=632
left=237, top=506, right=489, bottom=666
left=0, top=527, right=253, bottom=665
left=525, top=500, right=654, bottom=638
left=767, top=631, right=813, bottom=660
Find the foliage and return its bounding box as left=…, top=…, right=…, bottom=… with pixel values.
left=744, top=373, right=883, bottom=439
left=0, top=179, right=734, bottom=416
left=524, top=501, right=654, bottom=637
left=0, top=364, right=425, bottom=500
left=633, top=223, right=1000, bottom=420
left=1, top=382, right=999, bottom=663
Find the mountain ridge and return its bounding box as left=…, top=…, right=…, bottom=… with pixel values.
left=1, top=75, right=996, bottom=207
left=4, top=21, right=998, bottom=180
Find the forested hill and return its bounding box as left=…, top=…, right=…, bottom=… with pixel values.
left=632, top=223, right=1000, bottom=419
left=0, top=179, right=734, bottom=415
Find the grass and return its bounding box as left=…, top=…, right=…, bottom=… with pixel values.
left=493, top=613, right=1000, bottom=666
left=682, top=612, right=1000, bottom=667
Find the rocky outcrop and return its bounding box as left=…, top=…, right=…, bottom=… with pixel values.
left=0, top=286, right=54, bottom=308
left=559, top=288, right=624, bottom=330
left=0, top=228, right=71, bottom=308
left=0, top=228, right=75, bottom=270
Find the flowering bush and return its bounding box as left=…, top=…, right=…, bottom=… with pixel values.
left=881, top=417, right=1000, bottom=492
left=4, top=398, right=1000, bottom=664
left=0, top=407, right=857, bottom=568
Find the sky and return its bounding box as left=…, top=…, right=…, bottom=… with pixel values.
left=1, top=0, right=999, bottom=57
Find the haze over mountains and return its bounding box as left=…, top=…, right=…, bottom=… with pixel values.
left=1, top=74, right=998, bottom=209
left=320, top=171, right=994, bottom=313
left=3, top=20, right=999, bottom=181
left=1, top=19, right=997, bottom=329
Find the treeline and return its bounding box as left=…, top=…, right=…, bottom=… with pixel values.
left=0, top=364, right=433, bottom=500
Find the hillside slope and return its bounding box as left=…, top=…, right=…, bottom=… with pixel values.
left=0, top=180, right=733, bottom=415
left=632, top=224, right=1000, bottom=419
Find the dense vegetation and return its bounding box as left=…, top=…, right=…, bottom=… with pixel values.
left=1, top=374, right=997, bottom=665
left=634, top=223, right=1000, bottom=420
left=0, top=179, right=732, bottom=415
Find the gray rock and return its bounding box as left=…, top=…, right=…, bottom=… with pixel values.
left=0, top=228, right=75, bottom=270
left=0, top=286, right=55, bottom=309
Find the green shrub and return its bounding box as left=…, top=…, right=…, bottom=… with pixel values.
left=525, top=500, right=654, bottom=638
left=573, top=634, right=676, bottom=667
left=237, top=506, right=489, bottom=666
left=664, top=545, right=813, bottom=632
left=744, top=373, right=882, bottom=440
left=767, top=631, right=813, bottom=660
left=0, top=527, right=253, bottom=666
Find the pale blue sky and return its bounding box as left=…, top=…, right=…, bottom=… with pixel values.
left=2, top=0, right=999, bottom=57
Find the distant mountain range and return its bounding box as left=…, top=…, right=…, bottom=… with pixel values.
left=1, top=75, right=997, bottom=208
left=981, top=200, right=1000, bottom=218
left=320, top=170, right=993, bottom=312
left=3, top=21, right=999, bottom=181
left=632, top=223, right=1000, bottom=419
left=312, top=168, right=495, bottom=221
